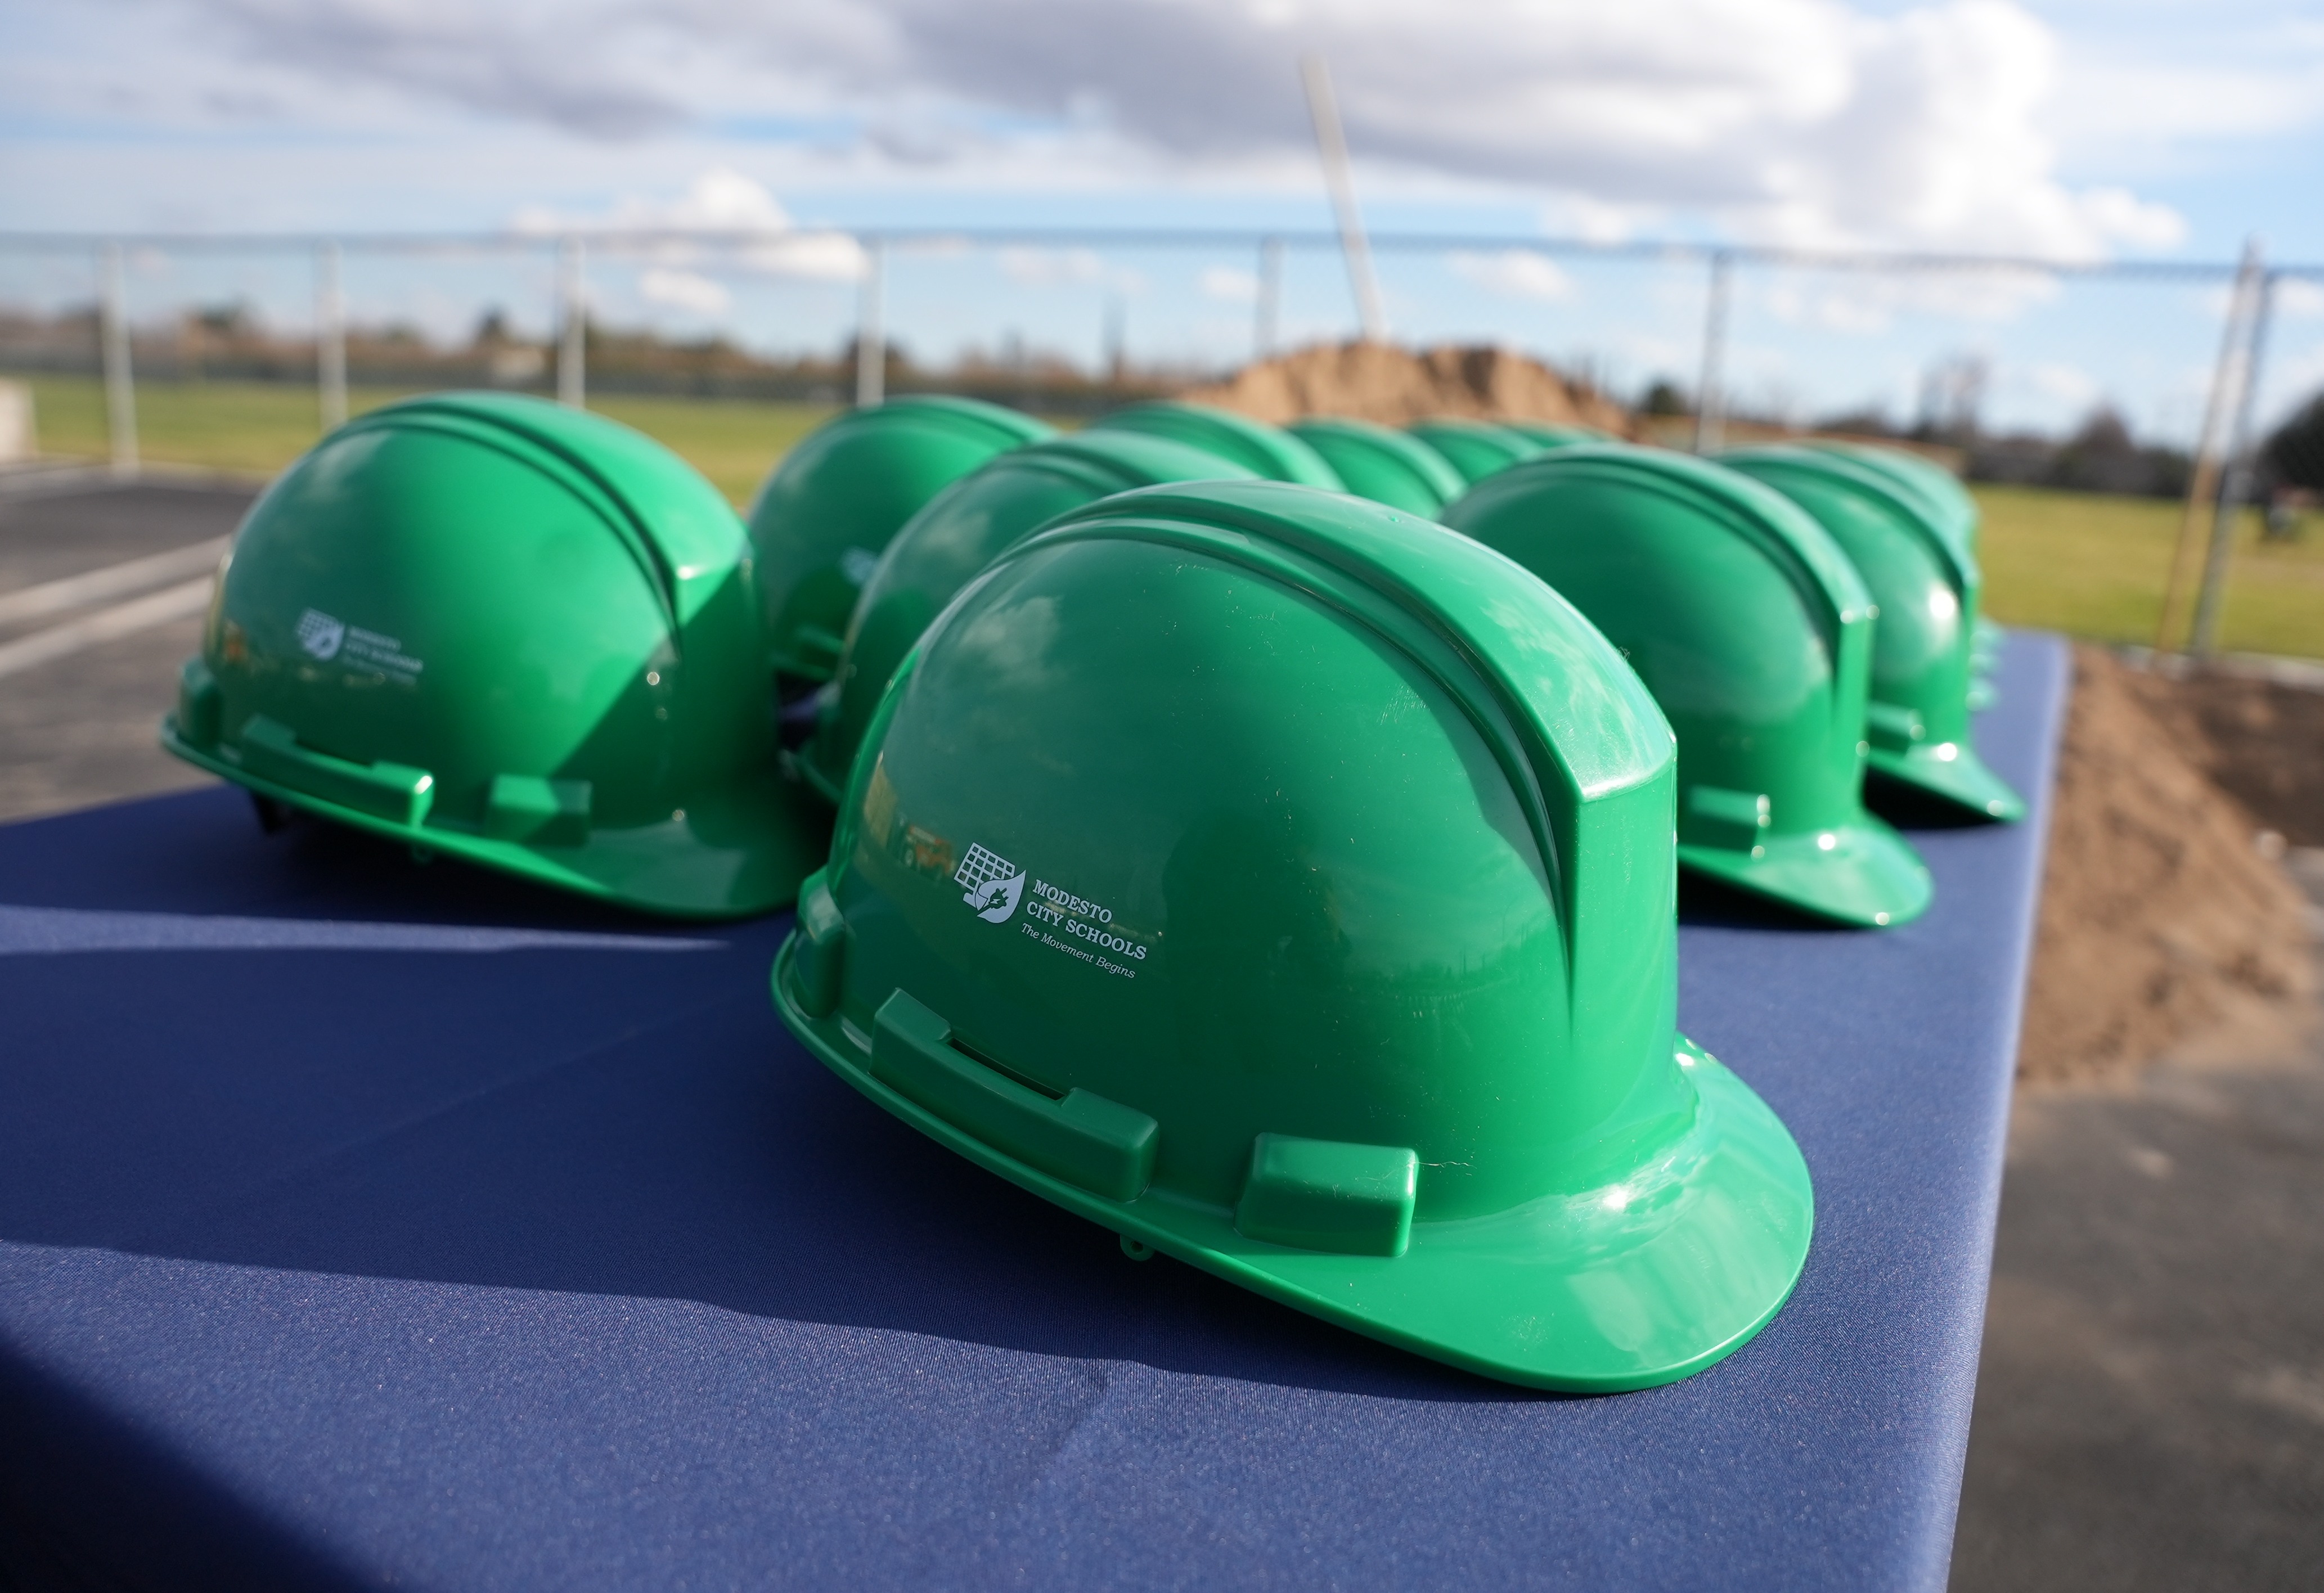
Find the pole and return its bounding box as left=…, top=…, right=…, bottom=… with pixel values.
left=98, top=242, right=138, bottom=478
left=2157, top=237, right=2261, bottom=651
left=855, top=239, right=885, bottom=408
left=1103, top=293, right=1126, bottom=386
left=1692, top=250, right=1733, bottom=454
left=556, top=237, right=586, bottom=408
left=2190, top=269, right=2277, bottom=657
left=1255, top=237, right=1283, bottom=361
left=316, top=240, right=348, bottom=433
left=1300, top=56, right=1387, bottom=344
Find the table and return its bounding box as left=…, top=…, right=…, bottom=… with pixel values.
left=0, top=634, right=2069, bottom=1591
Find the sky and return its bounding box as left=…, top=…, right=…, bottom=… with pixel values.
left=3, top=0, right=2321, bottom=440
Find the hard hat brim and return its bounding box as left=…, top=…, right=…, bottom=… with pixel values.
left=164, top=719, right=828, bottom=919
left=1867, top=740, right=2026, bottom=823
left=1679, top=817, right=1933, bottom=928
left=771, top=937, right=1814, bottom=1394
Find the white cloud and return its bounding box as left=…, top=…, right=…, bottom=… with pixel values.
left=2025, top=361, right=2101, bottom=406
left=2074, top=187, right=2186, bottom=251
left=997, top=246, right=1143, bottom=293
left=113, top=0, right=2188, bottom=259
left=1541, top=196, right=1659, bottom=246
left=513, top=168, right=869, bottom=281
left=1200, top=266, right=1261, bottom=303
left=638, top=267, right=731, bottom=314
left=2275, top=279, right=2324, bottom=319
left=1448, top=250, right=1577, bottom=302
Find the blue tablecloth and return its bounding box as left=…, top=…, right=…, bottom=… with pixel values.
left=0, top=634, right=2068, bottom=1592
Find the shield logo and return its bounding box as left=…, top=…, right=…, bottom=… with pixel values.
left=295, top=608, right=347, bottom=662
left=955, top=843, right=1025, bottom=924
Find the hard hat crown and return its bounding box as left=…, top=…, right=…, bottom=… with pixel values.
left=1285, top=415, right=1467, bottom=514
left=164, top=392, right=825, bottom=916
left=1089, top=400, right=1343, bottom=489
left=1501, top=420, right=1619, bottom=450
left=1445, top=446, right=1931, bottom=927
left=747, top=397, right=1054, bottom=683
left=774, top=480, right=1813, bottom=1390
left=1405, top=417, right=1544, bottom=484
left=798, top=429, right=1258, bottom=800
left=1720, top=444, right=2021, bottom=821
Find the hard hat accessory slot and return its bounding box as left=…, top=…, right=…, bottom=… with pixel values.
left=237, top=714, right=434, bottom=827
left=869, top=990, right=1158, bottom=1204
left=1234, top=1133, right=1419, bottom=1258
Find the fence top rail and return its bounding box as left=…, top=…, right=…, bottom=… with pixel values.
left=0, top=227, right=2313, bottom=281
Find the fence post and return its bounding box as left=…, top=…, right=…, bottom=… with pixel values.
left=855, top=238, right=885, bottom=408
left=2157, top=237, right=2262, bottom=651
left=316, top=240, right=348, bottom=433
left=2190, top=268, right=2278, bottom=658
left=1255, top=237, right=1282, bottom=361
left=98, top=242, right=139, bottom=478
left=1692, top=250, right=1732, bottom=454
left=556, top=237, right=586, bottom=408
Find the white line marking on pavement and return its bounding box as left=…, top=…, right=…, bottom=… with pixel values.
left=0, top=536, right=230, bottom=629
left=0, top=575, right=214, bottom=681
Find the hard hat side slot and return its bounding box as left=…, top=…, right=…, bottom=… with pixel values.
left=870, top=990, right=1158, bottom=1204
left=236, top=715, right=434, bottom=827
left=1865, top=701, right=1926, bottom=753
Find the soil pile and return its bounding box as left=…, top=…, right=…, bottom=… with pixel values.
left=2021, top=646, right=2317, bottom=1083
left=1182, top=341, right=1634, bottom=433
left=2118, top=665, right=2324, bottom=847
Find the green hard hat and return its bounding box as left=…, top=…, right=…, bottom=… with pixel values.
left=796, top=430, right=1261, bottom=801
left=1284, top=416, right=1467, bottom=515
left=1719, top=446, right=2024, bottom=822
left=747, top=397, right=1055, bottom=685
left=1444, top=447, right=1932, bottom=928
left=161, top=392, right=826, bottom=917
left=1500, top=421, right=1620, bottom=450
left=1088, top=401, right=1343, bottom=489
left=772, top=479, right=1813, bottom=1392
left=1404, top=417, right=1547, bottom=484
left=1804, top=441, right=1978, bottom=554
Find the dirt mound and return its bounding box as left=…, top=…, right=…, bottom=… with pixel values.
left=1182, top=341, right=1634, bottom=433
left=2117, top=665, right=2324, bottom=848
left=2020, top=647, right=2317, bottom=1083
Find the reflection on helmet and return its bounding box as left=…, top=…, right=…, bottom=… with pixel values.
left=798, top=430, right=1260, bottom=802
left=164, top=392, right=828, bottom=917
left=1285, top=416, right=1467, bottom=515
left=1721, top=445, right=2022, bottom=822
left=1444, top=446, right=1932, bottom=928
left=774, top=479, right=1814, bottom=1392
left=746, top=397, right=1054, bottom=687
left=1500, top=421, right=1621, bottom=451
left=1801, top=440, right=2001, bottom=701
left=1405, top=417, right=1546, bottom=484
left=1089, top=400, right=1343, bottom=489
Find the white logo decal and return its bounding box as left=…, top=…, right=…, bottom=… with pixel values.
left=295, top=609, right=345, bottom=661
left=955, top=843, right=1025, bottom=924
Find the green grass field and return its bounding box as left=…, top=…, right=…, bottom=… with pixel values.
left=14, top=374, right=838, bottom=507
left=12, top=374, right=2322, bottom=658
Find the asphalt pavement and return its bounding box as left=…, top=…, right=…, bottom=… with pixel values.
left=1, top=479, right=2318, bottom=1591
left=0, top=475, right=251, bottom=823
